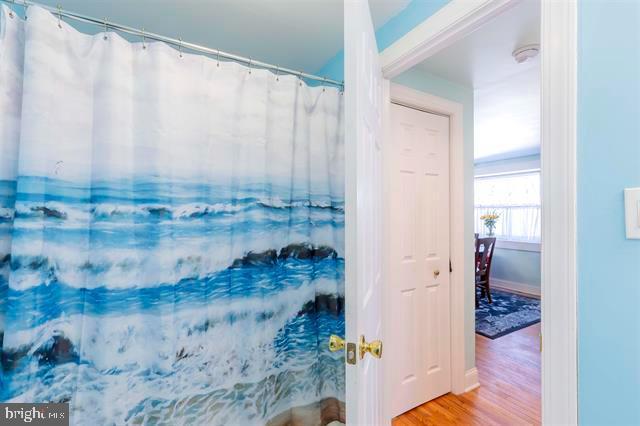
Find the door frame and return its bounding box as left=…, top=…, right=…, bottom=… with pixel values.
left=383, top=83, right=469, bottom=422
left=379, top=0, right=579, bottom=425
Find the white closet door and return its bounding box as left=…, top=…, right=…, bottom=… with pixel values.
left=387, top=103, right=451, bottom=418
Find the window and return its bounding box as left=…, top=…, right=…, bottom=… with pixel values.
left=474, top=171, right=541, bottom=242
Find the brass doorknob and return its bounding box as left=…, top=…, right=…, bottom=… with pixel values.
left=434, top=269, right=440, bottom=278
left=359, top=335, right=383, bottom=360
left=329, top=335, right=345, bottom=352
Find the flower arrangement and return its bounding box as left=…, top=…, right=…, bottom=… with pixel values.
left=480, top=210, right=500, bottom=236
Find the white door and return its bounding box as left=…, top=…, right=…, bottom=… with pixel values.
left=387, top=103, right=451, bottom=418
left=344, top=0, right=386, bottom=424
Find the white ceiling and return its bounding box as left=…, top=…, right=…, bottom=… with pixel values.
left=415, top=0, right=541, bottom=162
left=417, top=0, right=541, bottom=88
left=474, top=65, right=540, bottom=161
left=34, top=0, right=410, bottom=74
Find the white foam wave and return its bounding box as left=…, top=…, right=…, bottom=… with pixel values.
left=7, top=282, right=315, bottom=372
left=258, top=196, right=342, bottom=211
left=14, top=198, right=342, bottom=227
left=5, top=282, right=344, bottom=424
left=0, top=207, right=14, bottom=221
left=8, top=228, right=343, bottom=290
left=91, top=203, right=145, bottom=217
left=15, top=201, right=89, bottom=222
left=314, top=277, right=344, bottom=296
left=172, top=202, right=246, bottom=218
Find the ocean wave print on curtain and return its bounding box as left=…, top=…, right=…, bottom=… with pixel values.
left=0, top=5, right=345, bottom=425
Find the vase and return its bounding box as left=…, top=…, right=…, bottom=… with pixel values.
left=485, top=224, right=495, bottom=236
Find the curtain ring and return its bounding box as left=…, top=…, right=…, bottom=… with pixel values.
left=56, top=4, right=62, bottom=28
left=23, top=0, right=28, bottom=19
left=216, top=49, right=220, bottom=67
left=141, top=27, right=146, bottom=49
left=275, top=65, right=280, bottom=82
left=178, top=37, right=183, bottom=58
left=322, top=77, right=327, bottom=92
left=248, top=57, right=252, bottom=74
left=103, top=17, right=108, bottom=40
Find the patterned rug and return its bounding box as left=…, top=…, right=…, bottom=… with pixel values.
left=476, top=289, right=540, bottom=339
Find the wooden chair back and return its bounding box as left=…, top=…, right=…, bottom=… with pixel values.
left=476, top=237, right=496, bottom=282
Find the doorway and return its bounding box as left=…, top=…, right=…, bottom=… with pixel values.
left=382, top=83, right=468, bottom=420
left=343, top=0, right=577, bottom=424
left=382, top=0, right=547, bottom=423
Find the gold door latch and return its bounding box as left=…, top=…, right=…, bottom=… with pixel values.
left=359, top=335, right=383, bottom=360
left=539, top=332, right=542, bottom=353
left=329, top=335, right=357, bottom=365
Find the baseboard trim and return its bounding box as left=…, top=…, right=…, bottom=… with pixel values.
left=491, top=279, right=540, bottom=297
left=462, top=368, right=479, bottom=393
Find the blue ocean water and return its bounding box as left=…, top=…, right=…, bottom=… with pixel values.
left=0, top=176, right=345, bottom=425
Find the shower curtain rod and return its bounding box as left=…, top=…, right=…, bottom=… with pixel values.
left=1, top=0, right=344, bottom=88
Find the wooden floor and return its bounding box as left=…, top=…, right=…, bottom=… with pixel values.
left=393, top=323, right=541, bottom=425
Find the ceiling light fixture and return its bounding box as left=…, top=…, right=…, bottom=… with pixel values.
left=512, top=44, right=540, bottom=64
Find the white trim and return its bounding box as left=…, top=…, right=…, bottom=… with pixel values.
left=464, top=368, right=480, bottom=392
left=474, top=156, right=541, bottom=177
left=378, top=0, right=578, bottom=424
left=380, top=0, right=519, bottom=79
left=495, top=239, right=541, bottom=252
left=385, top=84, right=468, bottom=406
left=540, top=0, right=578, bottom=424
left=492, top=279, right=541, bottom=298
left=475, top=169, right=541, bottom=179
left=624, top=188, right=640, bottom=239
left=381, top=78, right=393, bottom=426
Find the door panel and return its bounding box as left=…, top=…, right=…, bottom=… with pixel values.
left=388, top=103, right=451, bottom=418
left=344, top=0, right=386, bottom=424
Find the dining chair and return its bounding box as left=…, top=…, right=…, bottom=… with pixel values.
left=475, top=236, right=496, bottom=307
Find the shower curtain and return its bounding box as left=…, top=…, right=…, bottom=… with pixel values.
left=0, top=5, right=345, bottom=425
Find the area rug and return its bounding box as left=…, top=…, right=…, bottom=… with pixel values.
left=476, top=289, right=540, bottom=339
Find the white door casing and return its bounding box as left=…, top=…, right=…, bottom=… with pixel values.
left=387, top=104, right=451, bottom=417
left=380, top=2, right=579, bottom=422
left=344, top=0, right=387, bottom=424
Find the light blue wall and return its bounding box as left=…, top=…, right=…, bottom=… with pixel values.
left=317, top=0, right=451, bottom=81
left=393, top=68, right=476, bottom=371
left=375, top=0, right=450, bottom=51
left=317, top=51, right=345, bottom=84
left=578, top=1, right=640, bottom=424
left=491, top=249, right=540, bottom=288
